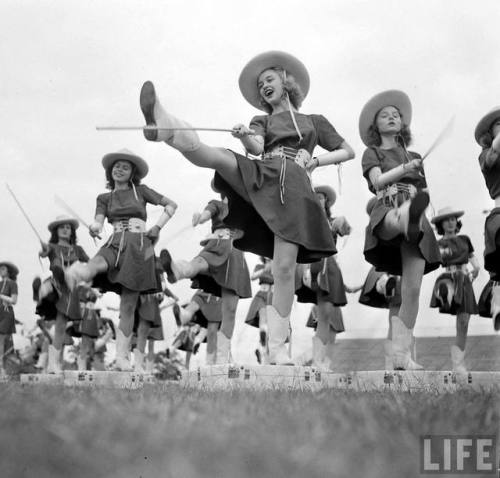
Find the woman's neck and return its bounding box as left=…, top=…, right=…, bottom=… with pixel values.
left=270, top=98, right=293, bottom=115
left=379, top=134, right=399, bottom=150
left=114, top=181, right=130, bottom=191
left=443, top=231, right=456, bottom=238
left=58, top=238, right=71, bottom=246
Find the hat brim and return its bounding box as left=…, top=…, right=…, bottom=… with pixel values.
left=102, top=151, right=149, bottom=179
left=431, top=210, right=464, bottom=224
left=0, top=261, right=19, bottom=277
left=48, top=218, right=79, bottom=232
left=314, top=185, right=336, bottom=205
left=359, top=90, right=412, bottom=146
left=239, top=51, right=310, bottom=111
left=474, top=106, right=500, bottom=145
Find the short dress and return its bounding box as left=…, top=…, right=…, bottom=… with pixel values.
left=362, top=146, right=441, bottom=275
left=245, top=262, right=274, bottom=328
left=0, top=278, right=17, bottom=334
left=191, top=290, right=222, bottom=326
left=479, top=148, right=500, bottom=279
left=429, top=235, right=478, bottom=315
left=295, top=223, right=347, bottom=307
left=358, top=266, right=402, bottom=309
left=305, top=304, right=345, bottom=334
left=94, top=185, right=163, bottom=293
left=66, top=286, right=99, bottom=338
left=214, top=112, right=343, bottom=263
left=36, top=243, right=89, bottom=321
left=191, top=199, right=251, bottom=299
left=478, top=280, right=495, bottom=318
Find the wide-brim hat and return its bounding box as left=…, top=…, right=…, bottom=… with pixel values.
left=474, top=106, right=500, bottom=145
left=359, top=90, right=412, bottom=146
left=48, top=214, right=79, bottom=232
left=102, top=148, right=149, bottom=179
left=314, top=185, right=336, bottom=205
left=431, top=206, right=464, bottom=224
left=0, top=261, right=19, bottom=279
left=239, top=51, right=310, bottom=111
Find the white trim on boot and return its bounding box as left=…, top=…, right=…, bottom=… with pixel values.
left=391, top=316, right=423, bottom=370
left=133, top=348, right=146, bottom=373
left=450, top=345, right=467, bottom=374
left=267, top=305, right=294, bottom=365
left=312, top=336, right=331, bottom=370
left=215, top=331, right=232, bottom=365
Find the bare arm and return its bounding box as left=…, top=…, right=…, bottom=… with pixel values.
left=232, top=124, right=264, bottom=156
left=469, top=254, right=480, bottom=280
left=192, top=208, right=213, bottom=227
left=0, top=293, right=17, bottom=305
left=367, top=158, right=422, bottom=191
left=313, top=141, right=356, bottom=167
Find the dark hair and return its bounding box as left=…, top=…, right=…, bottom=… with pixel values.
left=365, top=108, right=413, bottom=147
left=105, top=161, right=142, bottom=190
left=258, top=67, right=305, bottom=114
left=0, top=265, right=18, bottom=282
left=315, top=191, right=333, bottom=219
left=479, top=117, right=500, bottom=148
left=49, top=224, right=77, bottom=245
left=435, top=218, right=462, bottom=236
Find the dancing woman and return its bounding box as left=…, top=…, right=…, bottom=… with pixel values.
left=475, top=107, right=500, bottom=331
left=64, top=149, right=177, bottom=370
left=140, top=51, right=354, bottom=363
left=359, top=90, right=441, bottom=370
left=0, top=261, right=18, bottom=376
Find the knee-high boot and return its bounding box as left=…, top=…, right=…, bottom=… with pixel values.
left=114, top=328, right=133, bottom=371
left=391, top=316, right=423, bottom=370
left=267, top=305, right=294, bottom=365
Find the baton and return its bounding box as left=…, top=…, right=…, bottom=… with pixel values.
left=54, top=195, right=102, bottom=241
left=422, top=117, right=455, bottom=160
left=5, top=183, right=43, bottom=243
left=96, top=125, right=256, bottom=135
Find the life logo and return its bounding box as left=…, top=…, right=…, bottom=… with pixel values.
left=420, top=435, right=497, bottom=474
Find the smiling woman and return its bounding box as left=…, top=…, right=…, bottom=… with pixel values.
left=139, top=50, right=355, bottom=364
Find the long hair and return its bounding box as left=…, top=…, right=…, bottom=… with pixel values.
left=435, top=219, right=462, bottom=236
left=105, top=162, right=142, bottom=190
left=258, top=67, right=305, bottom=114
left=365, top=109, right=413, bottom=147
left=479, top=132, right=493, bottom=149
left=48, top=224, right=77, bottom=245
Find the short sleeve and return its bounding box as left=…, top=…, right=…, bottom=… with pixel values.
left=462, top=235, right=474, bottom=254
left=312, top=115, right=344, bottom=151
left=139, top=185, right=163, bottom=206
left=205, top=200, right=222, bottom=218
left=95, top=193, right=109, bottom=217
left=76, top=246, right=90, bottom=263
left=249, top=115, right=267, bottom=138
left=9, top=281, right=18, bottom=296
left=362, top=148, right=381, bottom=182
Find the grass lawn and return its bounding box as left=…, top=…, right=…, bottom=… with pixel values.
left=1, top=383, right=498, bottom=478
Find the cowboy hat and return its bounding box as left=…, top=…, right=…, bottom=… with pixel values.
left=48, top=214, right=79, bottom=232
left=0, top=261, right=19, bottom=279
left=474, top=106, right=500, bottom=145
left=239, top=51, right=310, bottom=111
left=431, top=206, right=464, bottom=224
left=102, top=148, right=149, bottom=179
left=314, top=185, right=336, bottom=205
left=359, top=90, right=412, bottom=146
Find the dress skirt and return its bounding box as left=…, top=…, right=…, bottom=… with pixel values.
left=364, top=198, right=441, bottom=275
left=192, top=291, right=222, bottom=324
left=429, top=271, right=478, bottom=315
left=306, top=305, right=345, bottom=333
left=245, top=288, right=273, bottom=328
left=213, top=153, right=336, bottom=264
left=358, top=269, right=402, bottom=309
left=478, top=280, right=494, bottom=318
left=484, top=208, right=500, bottom=279
left=0, top=305, right=16, bottom=334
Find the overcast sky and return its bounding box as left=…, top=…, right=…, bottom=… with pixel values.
left=1, top=0, right=499, bottom=360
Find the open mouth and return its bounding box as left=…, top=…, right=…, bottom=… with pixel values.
left=264, top=87, right=274, bottom=98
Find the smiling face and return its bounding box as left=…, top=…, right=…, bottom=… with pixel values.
left=111, top=160, right=133, bottom=183
left=258, top=68, right=285, bottom=107
left=375, top=106, right=403, bottom=135
left=57, top=223, right=73, bottom=241
left=442, top=216, right=458, bottom=234
left=0, top=265, right=8, bottom=278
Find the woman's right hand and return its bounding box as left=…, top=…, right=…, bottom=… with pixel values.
left=231, top=124, right=254, bottom=138
left=89, top=222, right=102, bottom=238
left=405, top=158, right=423, bottom=171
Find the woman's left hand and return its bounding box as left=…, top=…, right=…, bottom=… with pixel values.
left=146, top=225, right=161, bottom=244
left=331, top=216, right=352, bottom=236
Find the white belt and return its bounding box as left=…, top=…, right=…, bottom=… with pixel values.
left=445, top=264, right=467, bottom=273
left=112, top=218, right=146, bottom=233
left=376, top=183, right=417, bottom=201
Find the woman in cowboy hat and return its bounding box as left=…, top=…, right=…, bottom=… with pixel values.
left=429, top=207, right=479, bottom=373
left=63, top=148, right=178, bottom=371
left=475, top=107, right=500, bottom=330
left=160, top=179, right=251, bottom=365
left=0, top=261, right=18, bottom=376
left=359, top=90, right=441, bottom=370
left=33, top=214, right=89, bottom=373
left=139, top=51, right=355, bottom=364
left=295, top=185, right=355, bottom=369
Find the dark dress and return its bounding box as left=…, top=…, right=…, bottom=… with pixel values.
left=191, top=199, right=252, bottom=299
left=214, top=112, right=344, bottom=263
left=0, top=278, right=17, bottom=334
left=94, top=185, right=163, bottom=293
left=358, top=267, right=402, bottom=309
left=245, top=262, right=274, bottom=328
left=479, top=148, right=500, bottom=279
left=429, top=235, right=478, bottom=315
left=305, top=304, right=345, bottom=334
left=362, top=146, right=441, bottom=275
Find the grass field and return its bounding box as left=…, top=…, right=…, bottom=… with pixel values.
left=1, top=383, right=498, bottom=478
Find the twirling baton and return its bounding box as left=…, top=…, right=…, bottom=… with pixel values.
left=422, top=117, right=455, bottom=160
left=54, top=195, right=102, bottom=241
left=96, top=125, right=256, bottom=135
left=5, top=183, right=43, bottom=243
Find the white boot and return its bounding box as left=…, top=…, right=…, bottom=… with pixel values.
left=47, top=344, right=63, bottom=374
left=140, top=81, right=200, bottom=152
left=35, top=351, right=48, bottom=370
left=77, top=356, right=88, bottom=371
left=114, top=328, right=133, bottom=371
left=215, top=331, right=232, bottom=365
left=391, top=316, right=423, bottom=370
left=312, top=336, right=330, bottom=370
left=145, top=356, right=155, bottom=373
left=383, top=339, right=393, bottom=370
left=450, top=345, right=467, bottom=374
left=206, top=350, right=216, bottom=365
left=133, top=348, right=146, bottom=373
left=63, top=262, right=90, bottom=291
left=267, top=306, right=294, bottom=365
left=490, top=283, right=500, bottom=331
